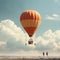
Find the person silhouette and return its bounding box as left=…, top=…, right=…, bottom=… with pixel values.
left=43, top=52, right=45, bottom=56
left=46, top=52, right=48, bottom=56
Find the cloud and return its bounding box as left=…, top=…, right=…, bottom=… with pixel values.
left=0, top=19, right=60, bottom=53
left=35, top=29, right=60, bottom=52
left=0, top=19, right=35, bottom=53
left=46, top=14, right=60, bottom=20
left=0, top=19, right=25, bottom=42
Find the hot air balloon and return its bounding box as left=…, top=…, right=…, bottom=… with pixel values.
left=20, top=10, right=41, bottom=45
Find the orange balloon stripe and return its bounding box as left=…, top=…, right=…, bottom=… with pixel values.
left=20, top=20, right=40, bottom=27
left=20, top=10, right=41, bottom=20
left=24, top=27, right=37, bottom=37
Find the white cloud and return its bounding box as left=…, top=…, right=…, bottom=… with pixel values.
left=53, top=14, right=59, bottom=17
left=36, top=29, right=60, bottom=52
left=46, top=15, right=55, bottom=20
left=0, top=19, right=25, bottom=42
left=46, top=14, right=60, bottom=20
left=0, top=19, right=60, bottom=54
left=0, top=19, right=34, bottom=52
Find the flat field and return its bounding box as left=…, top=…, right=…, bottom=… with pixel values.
left=0, top=56, right=60, bottom=60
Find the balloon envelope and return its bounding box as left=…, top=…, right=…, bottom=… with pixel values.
left=20, top=10, right=41, bottom=37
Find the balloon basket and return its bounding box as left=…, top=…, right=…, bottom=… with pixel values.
left=28, top=37, right=33, bottom=45
left=25, top=38, right=36, bottom=46
left=28, top=40, right=33, bottom=44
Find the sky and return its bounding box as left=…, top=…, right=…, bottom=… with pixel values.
left=0, top=0, right=60, bottom=56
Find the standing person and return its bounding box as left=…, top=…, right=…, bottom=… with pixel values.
left=43, top=52, right=45, bottom=56
left=46, top=52, right=48, bottom=56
